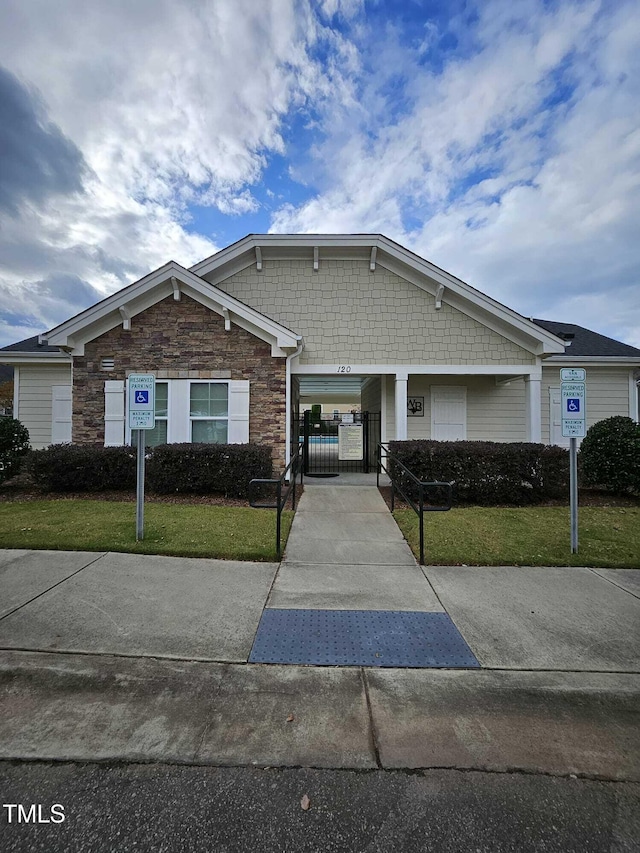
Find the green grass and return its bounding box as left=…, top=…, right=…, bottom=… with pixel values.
left=393, top=506, right=640, bottom=568
left=0, top=500, right=293, bottom=561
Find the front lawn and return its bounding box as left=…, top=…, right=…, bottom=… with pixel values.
left=393, top=506, right=640, bottom=568
left=0, top=500, right=293, bottom=561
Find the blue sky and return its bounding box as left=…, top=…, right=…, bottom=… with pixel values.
left=0, top=0, right=639, bottom=348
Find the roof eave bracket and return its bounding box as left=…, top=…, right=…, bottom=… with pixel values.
left=255, top=246, right=262, bottom=272
left=435, top=284, right=445, bottom=311
left=222, top=307, right=231, bottom=332
left=118, top=305, right=131, bottom=331
left=370, top=246, right=377, bottom=272
left=313, top=246, right=319, bottom=272
left=171, top=276, right=181, bottom=301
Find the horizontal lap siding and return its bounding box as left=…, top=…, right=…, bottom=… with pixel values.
left=18, top=365, right=72, bottom=449
left=405, top=377, right=526, bottom=442
left=541, top=366, right=632, bottom=443
left=467, top=378, right=526, bottom=441
left=361, top=377, right=381, bottom=414
left=385, top=377, right=527, bottom=443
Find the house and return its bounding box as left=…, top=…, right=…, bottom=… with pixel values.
left=1, top=234, right=639, bottom=470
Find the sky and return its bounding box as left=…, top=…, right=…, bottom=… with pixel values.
left=0, top=0, right=639, bottom=349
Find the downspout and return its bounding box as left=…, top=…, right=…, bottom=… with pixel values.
left=285, top=339, right=304, bottom=470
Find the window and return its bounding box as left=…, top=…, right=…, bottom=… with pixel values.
left=117, top=378, right=247, bottom=448
left=190, top=382, right=228, bottom=444
left=144, top=382, right=168, bottom=447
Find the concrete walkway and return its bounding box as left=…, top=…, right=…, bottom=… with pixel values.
left=268, top=484, right=442, bottom=611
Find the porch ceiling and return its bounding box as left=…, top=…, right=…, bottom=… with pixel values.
left=298, top=376, right=364, bottom=396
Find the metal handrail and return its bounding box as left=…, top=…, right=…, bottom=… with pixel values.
left=377, top=442, right=452, bottom=565
left=249, top=440, right=304, bottom=560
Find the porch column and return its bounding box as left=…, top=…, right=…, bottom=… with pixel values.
left=525, top=375, right=542, bottom=443
left=395, top=371, right=408, bottom=440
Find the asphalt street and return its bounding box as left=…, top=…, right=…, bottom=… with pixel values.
left=1, top=764, right=638, bottom=853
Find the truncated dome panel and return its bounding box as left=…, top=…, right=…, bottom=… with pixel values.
left=249, top=610, right=480, bottom=668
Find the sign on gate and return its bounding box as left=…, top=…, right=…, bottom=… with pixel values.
left=338, top=423, right=364, bottom=460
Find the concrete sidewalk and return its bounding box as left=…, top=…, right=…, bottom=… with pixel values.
left=0, top=480, right=639, bottom=779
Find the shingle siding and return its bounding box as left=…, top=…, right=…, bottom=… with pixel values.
left=215, top=260, right=534, bottom=366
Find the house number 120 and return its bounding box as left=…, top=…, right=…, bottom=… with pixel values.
left=337, top=365, right=352, bottom=373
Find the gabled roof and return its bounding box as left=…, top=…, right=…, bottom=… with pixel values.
left=42, top=260, right=301, bottom=356
left=1, top=235, right=637, bottom=365
left=532, top=319, right=640, bottom=359
left=0, top=334, right=70, bottom=364
left=1, top=335, right=62, bottom=354
left=191, top=234, right=567, bottom=356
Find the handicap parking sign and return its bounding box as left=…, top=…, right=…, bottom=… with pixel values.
left=128, top=374, right=156, bottom=429
left=561, top=380, right=586, bottom=438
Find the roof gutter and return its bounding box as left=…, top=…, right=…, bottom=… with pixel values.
left=0, top=352, right=72, bottom=365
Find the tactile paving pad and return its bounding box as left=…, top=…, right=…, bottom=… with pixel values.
left=249, top=610, right=479, bottom=667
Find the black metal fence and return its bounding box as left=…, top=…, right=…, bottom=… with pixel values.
left=248, top=440, right=304, bottom=560
left=293, top=411, right=381, bottom=475
left=377, top=442, right=453, bottom=565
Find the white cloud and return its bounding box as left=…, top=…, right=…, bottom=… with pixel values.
left=0, top=0, right=341, bottom=344
left=271, top=0, right=640, bottom=347
left=0, top=0, right=638, bottom=354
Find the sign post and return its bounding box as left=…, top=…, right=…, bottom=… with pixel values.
left=127, top=374, right=156, bottom=541
left=560, top=368, right=586, bottom=554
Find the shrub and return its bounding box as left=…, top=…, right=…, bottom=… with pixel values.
left=28, top=444, right=136, bottom=492
left=580, top=416, right=640, bottom=495
left=146, top=443, right=272, bottom=498
left=388, top=440, right=569, bottom=506
left=0, top=417, right=31, bottom=483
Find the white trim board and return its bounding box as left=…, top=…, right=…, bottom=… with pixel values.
left=292, top=363, right=543, bottom=378
left=45, top=260, right=301, bottom=356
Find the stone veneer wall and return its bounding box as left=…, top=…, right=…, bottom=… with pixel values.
left=72, top=294, right=287, bottom=466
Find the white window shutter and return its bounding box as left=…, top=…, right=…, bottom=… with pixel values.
left=51, top=385, right=72, bottom=444
left=104, top=380, right=125, bottom=446
left=227, top=380, right=250, bottom=443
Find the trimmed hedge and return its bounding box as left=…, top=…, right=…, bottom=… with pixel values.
left=27, top=442, right=273, bottom=497
left=388, top=440, right=569, bottom=506
left=0, top=417, right=31, bottom=483
left=145, top=443, right=272, bottom=498
left=28, top=444, right=137, bottom=492
left=580, top=416, right=640, bottom=495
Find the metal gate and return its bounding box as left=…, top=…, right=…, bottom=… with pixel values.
left=293, top=411, right=381, bottom=475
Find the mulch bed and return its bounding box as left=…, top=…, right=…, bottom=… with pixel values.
left=378, top=485, right=640, bottom=511
left=0, top=487, right=250, bottom=507
left=0, top=474, right=302, bottom=508
left=1, top=473, right=635, bottom=510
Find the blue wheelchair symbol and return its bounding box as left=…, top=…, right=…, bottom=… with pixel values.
left=567, top=398, right=580, bottom=413
left=135, top=390, right=149, bottom=404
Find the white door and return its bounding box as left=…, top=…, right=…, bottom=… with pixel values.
left=431, top=386, right=466, bottom=440
left=51, top=385, right=72, bottom=444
